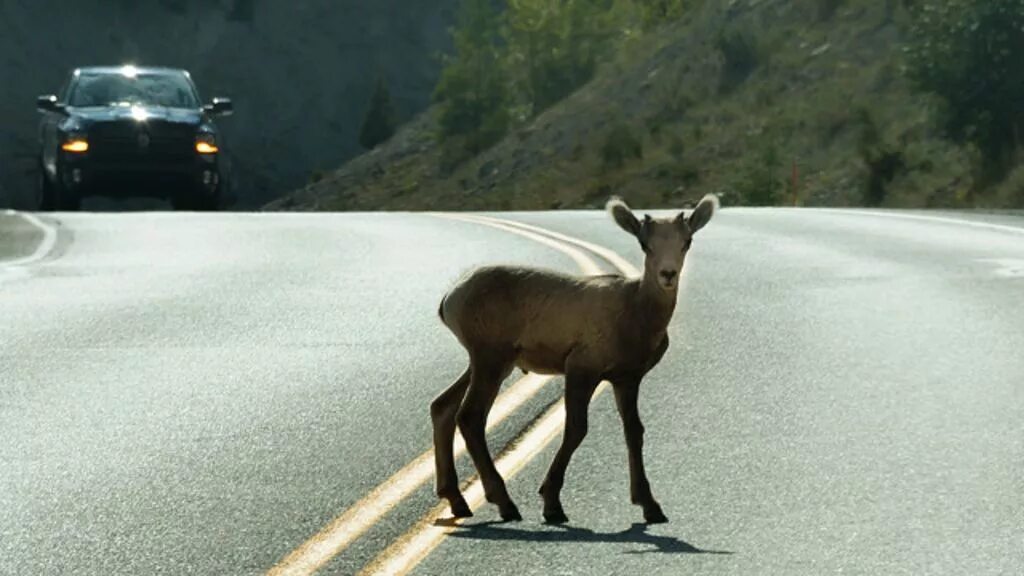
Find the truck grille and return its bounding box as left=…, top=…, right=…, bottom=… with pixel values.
left=89, top=121, right=195, bottom=162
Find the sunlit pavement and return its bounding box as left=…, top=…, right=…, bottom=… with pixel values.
left=1, top=208, right=1022, bottom=575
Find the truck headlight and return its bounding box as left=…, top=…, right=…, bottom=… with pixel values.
left=61, top=134, right=89, bottom=153
left=195, top=134, right=218, bottom=154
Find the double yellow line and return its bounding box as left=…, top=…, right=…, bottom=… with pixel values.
left=268, top=214, right=638, bottom=576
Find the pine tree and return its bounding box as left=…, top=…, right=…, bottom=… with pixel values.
left=504, top=1, right=622, bottom=115
left=359, top=76, right=397, bottom=150
left=906, top=0, right=1024, bottom=173
left=434, top=0, right=510, bottom=158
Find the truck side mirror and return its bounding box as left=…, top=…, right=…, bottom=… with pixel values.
left=37, top=94, right=66, bottom=114
left=205, top=97, right=233, bottom=117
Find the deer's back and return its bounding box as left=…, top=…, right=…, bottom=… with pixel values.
left=440, top=266, right=631, bottom=368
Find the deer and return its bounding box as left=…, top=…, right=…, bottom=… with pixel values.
left=430, top=194, right=718, bottom=524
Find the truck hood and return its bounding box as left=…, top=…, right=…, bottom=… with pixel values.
left=67, top=105, right=203, bottom=127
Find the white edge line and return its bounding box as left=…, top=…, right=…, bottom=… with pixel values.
left=1, top=211, right=59, bottom=270
left=804, top=208, right=1024, bottom=237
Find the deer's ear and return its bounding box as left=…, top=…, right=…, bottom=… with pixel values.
left=687, top=193, right=719, bottom=234
left=607, top=197, right=643, bottom=239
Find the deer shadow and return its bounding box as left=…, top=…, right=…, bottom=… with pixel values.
left=438, top=519, right=733, bottom=556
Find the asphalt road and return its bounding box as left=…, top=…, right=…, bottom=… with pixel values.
left=1, top=207, right=1021, bottom=575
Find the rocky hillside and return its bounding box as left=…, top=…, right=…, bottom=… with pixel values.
left=0, top=0, right=457, bottom=208
left=269, top=0, right=1018, bottom=212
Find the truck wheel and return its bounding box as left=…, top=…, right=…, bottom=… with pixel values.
left=46, top=160, right=81, bottom=211
left=197, top=192, right=220, bottom=212
left=57, top=188, right=81, bottom=211
left=171, top=191, right=201, bottom=211
left=173, top=189, right=218, bottom=212
left=37, top=163, right=58, bottom=211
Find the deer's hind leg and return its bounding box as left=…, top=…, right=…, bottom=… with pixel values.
left=457, top=350, right=520, bottom=520
left=431, top=367, right=472, bottom=518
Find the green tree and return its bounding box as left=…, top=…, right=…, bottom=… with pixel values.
left=359, top=77, right=397, bottom=150
left=505, top=0, right=619, bottom=114
left=505, top=0, right=559, bottom=115
left=906, top=0, right=1024, bottom=174
left=434, top=0, right=510, bottom=161
left=857, top=110, right=903, bottom=206
left=433, top=0, right=692, bottom=166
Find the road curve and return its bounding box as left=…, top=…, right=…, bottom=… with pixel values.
left=1, top=208, right=1022, bottom=576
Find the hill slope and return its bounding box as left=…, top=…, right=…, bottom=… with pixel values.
left=269, top=0, right=999, bottom=212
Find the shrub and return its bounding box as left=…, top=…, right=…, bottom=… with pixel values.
left=992, top=163, right=1024, bottom=207
left=716, top=25, right=760, bottom=93
left=635, top=0, right=689, bottom=29
left=735, top=143, right=783, bottom=205
left=856, top=110, right=903, bottom=206
left=905, top=0, right=1024, bottom=176
left=600, top=123, right=644, bottom=170
left=816, top=0, right=845, bottom=21
left=668, top=133, right=685, bottom=159
left=862, top=150, right=903, bottom=206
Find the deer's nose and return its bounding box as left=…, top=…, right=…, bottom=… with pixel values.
left=660, top=269, right=678, bottom=281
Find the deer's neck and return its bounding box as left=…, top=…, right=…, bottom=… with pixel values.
left=636, top=276, right=677, bottom=336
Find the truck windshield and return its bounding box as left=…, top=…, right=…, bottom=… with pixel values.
left=68, top=71, right=200, bottom=109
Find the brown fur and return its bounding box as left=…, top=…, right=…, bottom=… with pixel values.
left=430, top=194, right=718, bottom=524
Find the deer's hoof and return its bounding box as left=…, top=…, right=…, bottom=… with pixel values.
left=643, top=505, right=669, bottom=524
left=499, top=503, right=522, bottom=522
left=449, top=499, right=473, bottom=518
left=543, top=508, right=569, bottom=525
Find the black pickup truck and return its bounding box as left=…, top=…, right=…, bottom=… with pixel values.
left=36, top=66, right=233, bottom=211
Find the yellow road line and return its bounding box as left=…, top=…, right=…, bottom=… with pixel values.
left=358, top=214, right=636, bottom=576
left=436, top=213, right=606, bottom=276
left=267, top=373, right=551, bottom=576
left=463, top=214, right=640, bottom=277
left=357, top=385, right=608, bottom=576
left=267, top=213, right=612, bottom=575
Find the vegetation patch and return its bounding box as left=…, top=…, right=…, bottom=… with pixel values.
left=268, top=0, right=1024, bottom=212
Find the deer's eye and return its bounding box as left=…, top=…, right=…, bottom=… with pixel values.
left=682, top=239, right=692, bottom=252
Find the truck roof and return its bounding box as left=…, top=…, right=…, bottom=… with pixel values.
left=73, top=66, right=190, bottom=77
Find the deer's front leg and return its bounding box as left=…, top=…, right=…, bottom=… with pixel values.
left=613, top=379, right=668, bottom=524
left=539, top=370, right=599, bottom=524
